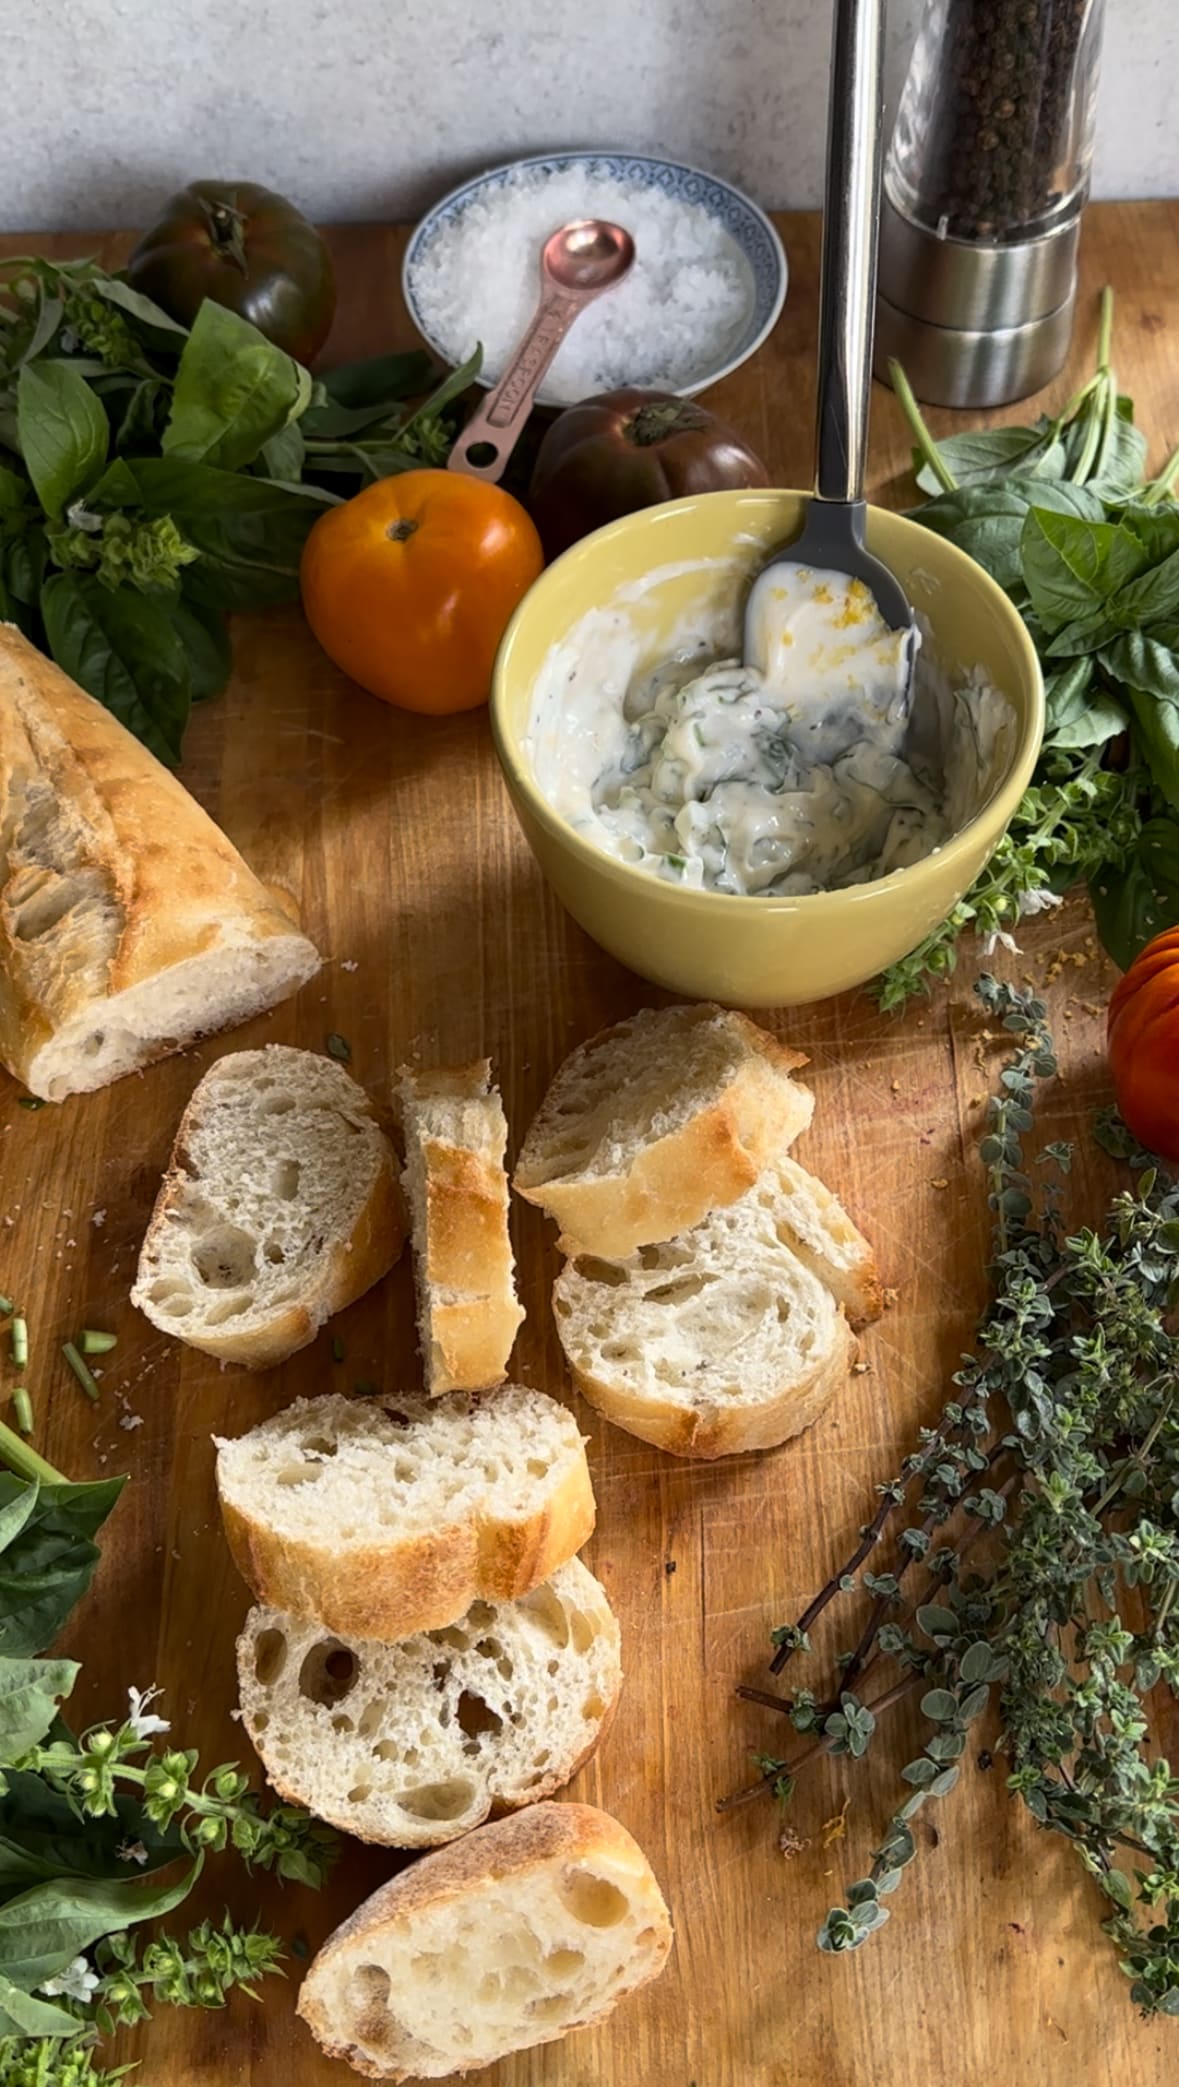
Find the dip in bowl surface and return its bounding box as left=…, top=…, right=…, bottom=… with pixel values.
left=491, top=491, right=1044, bottom=1008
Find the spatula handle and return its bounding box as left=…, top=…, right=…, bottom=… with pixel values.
left=814, top=0, right=885, bottom=506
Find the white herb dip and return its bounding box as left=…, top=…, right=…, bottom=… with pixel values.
left=525, top=559, right=1011, bottom=898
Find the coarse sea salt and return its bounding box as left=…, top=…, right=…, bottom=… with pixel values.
left=410, top=165, right=755, bottom=404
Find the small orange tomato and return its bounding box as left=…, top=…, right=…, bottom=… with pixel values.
left=1107, top=924, right=1179, bottom=1161
left=299, top=469, right=543, bottom=715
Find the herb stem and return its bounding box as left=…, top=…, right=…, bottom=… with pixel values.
left=1141, top=439, right=1179, bottom=507
left=888, top=360, right=958, bottom=493
left=62, top=1340, right=100, bottom=1401
left=11, top=1389, right=33, bottom=1436
left=717, top=1675, right=920, bottom=1814
left=0, top=1419, right=64, bottom=1484
left=10, top=1316, right=28, bottom=1370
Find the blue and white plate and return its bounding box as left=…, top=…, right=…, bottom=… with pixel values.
left=403, top=150, right=788, bottom=407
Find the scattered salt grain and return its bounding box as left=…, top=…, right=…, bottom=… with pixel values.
left=339, top=959, right=359, bottom=973
left=92, top=1210, right=106, bottom=1228
left=119, top=1414, right=144, bottom=1431
left=411, top=164, right=756, bottom=403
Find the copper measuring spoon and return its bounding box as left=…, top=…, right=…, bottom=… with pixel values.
left=447, top=218, right=635, bottom=483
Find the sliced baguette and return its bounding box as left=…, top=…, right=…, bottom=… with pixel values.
left=770, top=1155, right=883, bottom=1327
left=237, top=1556, right=622, bottom=1847
left=552, top=1160, right=857, bottom=1458
left=131, top=1046, right=405, bottom=1369
left=514, top=1002, right=813, bottom=1257
left=0, top=625, right=320, bottom=1102
left=296, top=1801, right=673, bottom=2080
left=216, top=1389, right=595, bottom=1638
left=396, top=1060, right=524, bottom=1395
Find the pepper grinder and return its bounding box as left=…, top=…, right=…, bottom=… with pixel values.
left=874, top=0, right=1106, bottom=407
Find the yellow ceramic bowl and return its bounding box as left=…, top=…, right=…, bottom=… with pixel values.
left=490, top=490, right=1043, bottom=1007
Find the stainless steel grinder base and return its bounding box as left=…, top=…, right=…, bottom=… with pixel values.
left=872, top=191, right=1080, bottom=408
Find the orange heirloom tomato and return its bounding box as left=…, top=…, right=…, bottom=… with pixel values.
left=299, top=469, right=543, bottom=715
left=1107, top=925, right=1179, bottom=1162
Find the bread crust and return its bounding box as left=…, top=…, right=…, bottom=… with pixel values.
left=132, top=1048, right=406, bottom=1369
left=0, top=625, right=319, bottom=1099
left=567, top=1315, right=856, bottom=1459
left=515, top=1005, right=814, bottom=1257
left=397, top=1061, right=524, bottom=1394
left=296, top=1803, right=673, bottom=2080
left=217, top=1413, right=596, bottom=1638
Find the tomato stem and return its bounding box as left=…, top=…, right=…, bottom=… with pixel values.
left=386, top=518, right=419, bottom=542
left=625, top=401, right=705, bottom=447
left=202, top=198, right=249, bottom=276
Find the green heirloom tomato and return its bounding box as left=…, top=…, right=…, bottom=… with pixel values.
left=528, top=389, right=769, bottom=559
left=127, top=181, right=336, bottom=364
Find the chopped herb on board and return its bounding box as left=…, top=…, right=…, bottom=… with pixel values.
left=326, top=1032, right=352, bottom=1063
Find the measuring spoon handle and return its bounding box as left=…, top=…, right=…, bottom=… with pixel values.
left=448, top=289, right=585, bottom=483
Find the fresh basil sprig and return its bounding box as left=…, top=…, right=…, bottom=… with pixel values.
left=0, top=1464, right=334, bottom=2077
left=882, top=289, right=1179, bottom=1000
left=0, top=254, right=480, bottom=762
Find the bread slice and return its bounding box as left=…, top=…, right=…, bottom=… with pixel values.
left=0, top=625, right=320, bottom=1102
left=237, top=1556, right=622, bottom=1847
left=513, top=1003, right=813, bottom=1257
left=552, top=1161, right=857, bottom=1458
left=215, top=1389, right=595, bottom=1638
left=770, top=1155, right=883, bottom=1327
left=396, top=1061, right=524, bottom=1395
left=296, top=1801, right=673, bottom=2080
left=131, top=1046, right=405, bottom=1369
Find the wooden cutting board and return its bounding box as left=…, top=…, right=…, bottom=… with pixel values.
left=2, top=201, right=1178, bottom=2087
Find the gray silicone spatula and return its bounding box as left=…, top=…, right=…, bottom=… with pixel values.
left=744, top=0, right=915, bottom=729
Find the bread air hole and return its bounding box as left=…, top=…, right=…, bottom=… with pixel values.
left=252, top=1627, right=288, bottom=1685
left=394, top=1777, right=477, bottom=1820
left=271, top=1158, right=300, bottom=1199
left=348, top=1962, right=392, bottom=2038
left=147, top=1279, right=194, bottom=1317
left=582, top=1691, right=607, bottom=1720
left=263, top=1241, right=286, bottom=1266
left=346, top=1782, right=372, bottom=1804
left=560, top=1869, right=629, bottom=1927
left=12, top=876, right=86, bottom=941
left=356, top=1700, right=383, bottom=1739
left=456, top=1690, right=503, bottom=1752
left=572, top=1257, right=627, bottom=1288
left=191, top=1224, right=257, bottom=1290
left=298, top=1640, right=358, bottom=1707
left=646, top=1274, right=709, bottom=1305
left=518, top=1583, right=570, bottom=1648
left=260, top=1093, right=297, bottom=1115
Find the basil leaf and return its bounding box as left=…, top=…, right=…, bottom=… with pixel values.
left=0, top=1656, right=79, bottom=1762
left=1043, top=658, right=1127, bottom=751
left=1106, top=545, right=1179, bottom=633
left=3, top=529, right=48, bottom=608
left=0, top=464, right=29, bottom=512
left=1117, top=502, right=1179, bottom=566
left=0, top=1971, right=79, bottom=2037
left=0, top=1475, right=124, bottom=1657
left=1100, top=632, right=1179, bottom=701
left=0, top=1857, right=200, bottom=1990
left=15, top=296, right=64, bottom=370
left=127, top=456, right=331, bottom=607
left=16, top=361, right=108, bottom=517
left=173, top=595, right=232, bottom=702
left=1128, top=692, right=1179, bottom=808
left=41, top=573, right=193, bottom=766
left=113, top=375, right=170, bottom=456
left=163, top=301, right=304, bottom=472
left=0, top=1486, right=38, bottom=1557
left=259, top=420, right=307, bottom=481
left=319, top=349, right=434, bottom=412
left=0, top=1771, right=181, bottom=1897
left=913, top=425, right=1060, bottom=494
left=1090, top=817, right=1179, bottom=969
left=915, top=479, right=1103, bottom=595
left=1020, top=508, right=1150, bottom=637
left=1089, top=410, right=1149, bottom=497
left=92, top=274, right=188, bottom=341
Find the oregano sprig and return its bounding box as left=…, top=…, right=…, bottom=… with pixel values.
left=732, top=979, right=1179, bottom=2017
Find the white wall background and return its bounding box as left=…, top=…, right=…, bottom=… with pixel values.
left=7, top=0, right=1173, bottom=230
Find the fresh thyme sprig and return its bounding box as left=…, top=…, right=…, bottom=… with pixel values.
left=733, top=979, right=1179, bottom=2015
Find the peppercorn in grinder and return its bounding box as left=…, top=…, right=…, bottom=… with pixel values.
left=874, top=0, right=1105, bottom=406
